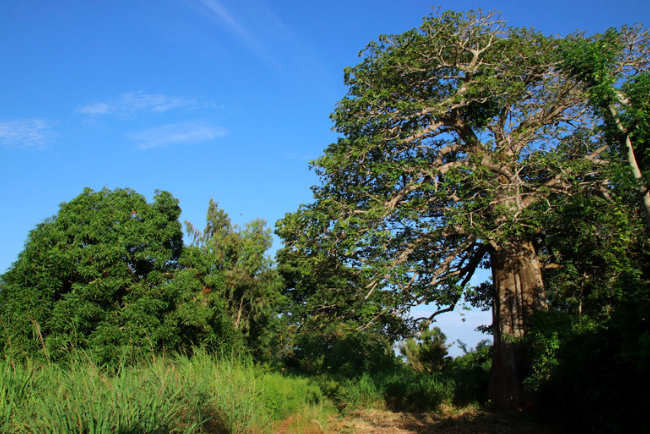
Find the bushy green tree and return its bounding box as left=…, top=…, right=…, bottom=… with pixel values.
left=276, top=243, right=411, bottom=336
left=289, top=321, right=398, bottom=377
left=454, top=339, right=492, bottom=367
left=275, top=229, right=410, bottom=375
left=524, top=27, right=650, bottom=425
left=0, top=188, right=186, bottom=363
left=524, top=166, right=650, bottom=432
left=163, top=245, right=239, bottom=353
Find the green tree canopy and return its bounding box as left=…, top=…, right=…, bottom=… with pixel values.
left=276, top=246, right=409, bottom=376
left=560, top=25, right=650, bottom=230
left=276, top=9, right=618, bottom=406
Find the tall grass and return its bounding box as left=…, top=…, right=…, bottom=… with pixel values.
left=0, top=350, right=332, bottom=434
left=1, top=360, right=33, bottom=433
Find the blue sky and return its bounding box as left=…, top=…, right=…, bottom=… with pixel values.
left=1, top=0, right=648, bottom=355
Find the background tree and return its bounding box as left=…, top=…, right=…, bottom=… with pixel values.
left=276, top=216, right=411, bottom=337
left=399, top=326, right=450, bottom=373
left=164, top=245, right=239, bottom=354
left=560, top=25, right=650, bottom=230
left=537, top=187, right=645, bottom=319
left=518, top=111, right=650, bottom=432
left=277, top=9, right=610, bottom=406
left=185, top=199, right=285, bottom=361
left=0, top=188, right=185, bottom=363
left=522, top=192, right=650, bottom=433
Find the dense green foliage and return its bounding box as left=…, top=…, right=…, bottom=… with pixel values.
left=276, top=246, right=409, bottom=377
left=514, top=25, right=650, bottom=432
left=274, top=8, right=621, bottom=406
left=523, top=186, right=650, bottom=433
left=273, top=7, right=650, bottom=416
left=321, top=342, right=491, bottom=414
left=560, top=25, right=650, bottom=230
left=288, top=322, right=398, bottom=377
left=1, top=7, right=650, bottom=432
left=0, top=189, right=280, bottom=365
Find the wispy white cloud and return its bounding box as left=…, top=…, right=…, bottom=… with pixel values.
left=0, top=119, right=54, bottom=149
left=189, top=0, right=330, bottom=88
left=128, top=120, right=228, bottom=150
left=196, top=0, right=258, bottom=49
left=191, top=0, right=291, bottom=68
left=79, top=92, right=198, bottom=117
left=284, top=150, right=315, bottom=162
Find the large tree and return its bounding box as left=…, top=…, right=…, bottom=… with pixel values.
left=277, top=9, right=610, bottom=406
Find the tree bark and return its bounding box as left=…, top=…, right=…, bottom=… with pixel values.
left=488, top=240, right=547, bottom=408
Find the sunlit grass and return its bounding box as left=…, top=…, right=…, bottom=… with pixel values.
left=1, top=350, right=333, bottom=434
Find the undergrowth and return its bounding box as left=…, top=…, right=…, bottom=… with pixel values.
left=316, top=359, right=491, bottom=415
left=1, top=344, right=492, bottom=433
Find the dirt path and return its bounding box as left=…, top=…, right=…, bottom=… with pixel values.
left=328, top=407, right=556, bottom=434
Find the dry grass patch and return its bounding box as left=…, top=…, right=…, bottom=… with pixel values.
left=329, top=406, right=559, bottom=434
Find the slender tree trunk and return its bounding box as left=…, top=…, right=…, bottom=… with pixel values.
left=488, top=240, right=547, bottom=408
left=235, top=297, right=244, bottom=330
left=623, top=133, right=650, bottom=231
left=607, top=103, right=650, bottom=232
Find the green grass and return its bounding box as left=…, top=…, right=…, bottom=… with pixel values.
left=0, top=350, right=333, bottom=434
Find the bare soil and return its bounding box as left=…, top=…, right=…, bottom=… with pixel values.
left=326, top=406, right=558, bottom=434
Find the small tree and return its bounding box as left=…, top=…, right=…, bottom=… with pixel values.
left=399, top=326, right=450, bottom=373
left=185, top=199, right=285, bottom=360
left=164, top=245, right=239, bottom=353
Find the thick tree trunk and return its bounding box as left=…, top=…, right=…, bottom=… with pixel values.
left=488, top=240, right=547, bottom=408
